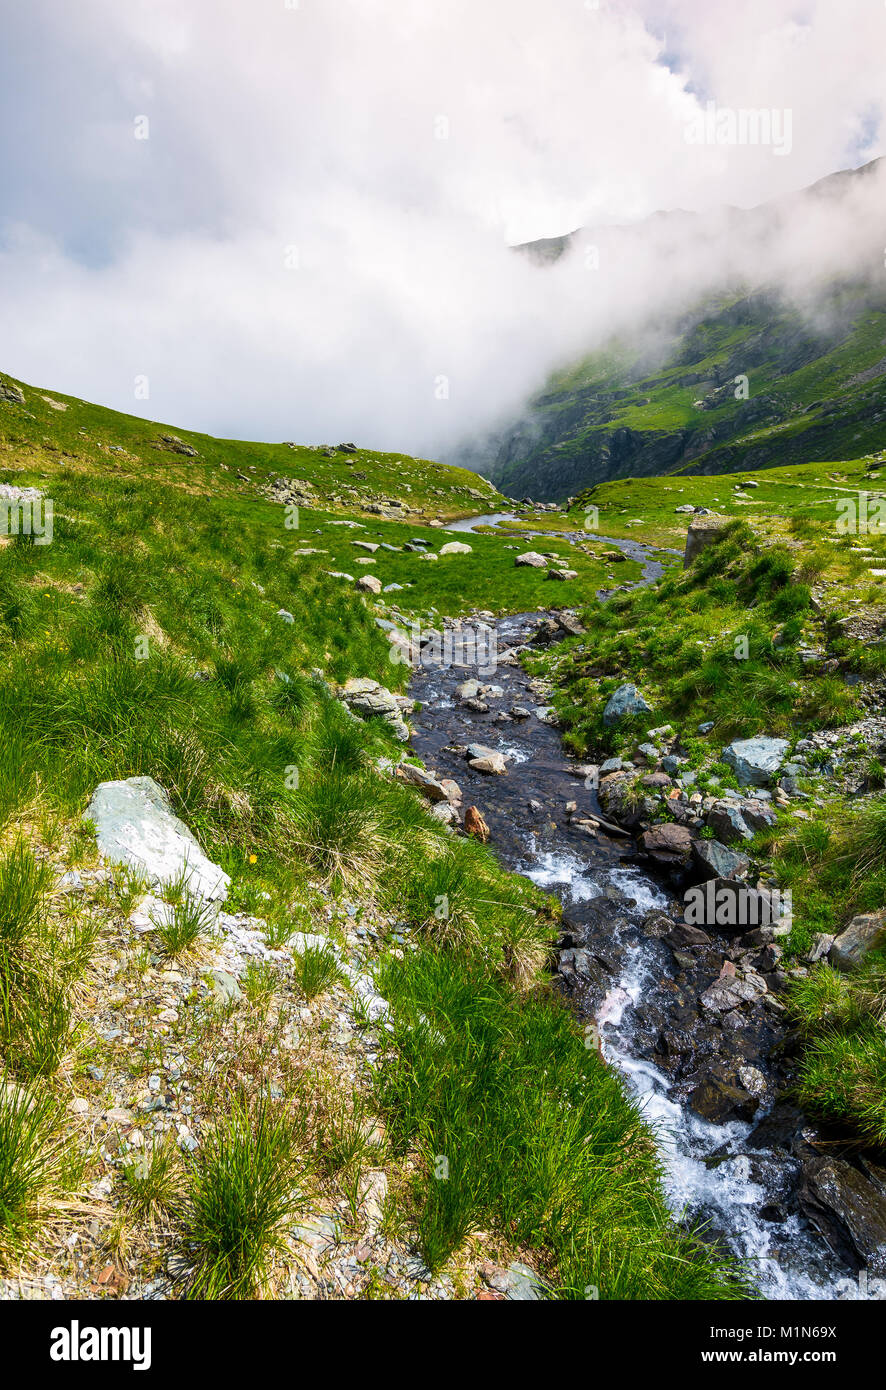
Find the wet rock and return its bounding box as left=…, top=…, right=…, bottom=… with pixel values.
left=469, top=753, right=507, bottom=775
left=603, top=683, right=652, bottom=726
left=799, top=1157, right=886, bottom=1274
left=700, top=976, right=763, bottom=1012
left=722, top=737, right=790, bottom=788
left=691, top=839, right=750, bottom=881
left=689, top=1074, right=760, bottom=1123
left=831, top=910, right=886, bottom=972
left=665, top=923, right=712, bottom=949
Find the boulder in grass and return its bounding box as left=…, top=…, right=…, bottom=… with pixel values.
left=722, top=736, right=790, bottom=787
left=831, top=911, right=886, bottom=972
left=86, top=777, right=230, bottom=903
left=514, top=551, right=548, bottom=568
left=602, top=683, right=652, bottom=727
left=439, top=541, right=472, bottom=555
left=356, top=574, right=382, bottom=594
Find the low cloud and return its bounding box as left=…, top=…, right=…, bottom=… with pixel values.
left=0, top=0, right=883, bottom=461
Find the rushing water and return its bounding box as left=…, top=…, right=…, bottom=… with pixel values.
left=406, top=568, right=870, bottom=1299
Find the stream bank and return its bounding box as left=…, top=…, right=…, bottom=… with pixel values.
left=404, top=527, right=883, bottom=1298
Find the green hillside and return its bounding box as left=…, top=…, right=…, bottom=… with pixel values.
left=492, top=285, right=886, bottom=500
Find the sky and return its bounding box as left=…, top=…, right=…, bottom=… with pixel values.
left=0, top=0, right=884, bottom=459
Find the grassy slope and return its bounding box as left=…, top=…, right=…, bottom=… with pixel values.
left=0, top=374, right=742, bottom=1299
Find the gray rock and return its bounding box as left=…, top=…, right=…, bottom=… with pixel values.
left=206, top=968, right=242, bottom=1003
left=395, top=764, right=450, bottom=802
left=684, top=515, right=731, bottom=566
left=85, top=777, right=230, bottom=902
left=706, top=804, right=753, bottom=843
left=0, top=378, right=25, bottom=405
left=722, top=736, right=790, bottom=787
left=691, top=839, right=750, bottom=881
left=514, top=551, right=548, bottom=568
left=602, top=683, right=652, bottom=727
left=831, top=910, right=886, bottom=972
left=341, top=679, right=410, bottom=741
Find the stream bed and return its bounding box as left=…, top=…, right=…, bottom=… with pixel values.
left=406, top=522, right=871, bottom=1299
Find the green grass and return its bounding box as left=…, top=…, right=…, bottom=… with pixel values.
left=292, top=944, right=344, bottom=1000
left=177, top=1097, right=307, bottom=1299
left=788, top=951, right=886, bottom=1147
left=0, top=372, right=779, bottom=1297
left=374, top=947, right=750, bottom=1298
left=0, top=1078, right=64, bottom=1265
left=531, top=520, right=866, bottom=758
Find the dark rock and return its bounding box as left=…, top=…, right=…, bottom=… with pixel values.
left=799, top=1157, right=886, bottom=1274
left=688, top=1073, right=760, bottom=1123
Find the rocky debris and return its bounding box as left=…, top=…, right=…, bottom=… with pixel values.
left=638, top=822, right=693, bottom=866
left=0, top=482, right=43, bottom=505
left=800, top=1157, right=886, bottom=1274
left=157, top=433, right=198, bottom=457
left=463, top=806, right=490, bottom=842
left=602, top=683, right=652, bottom=727
left=0, top=377, right=25, bottom=405
left=683, top=515, right=731, bottom=566
left=356, top=574, right=382, bottom=595
left=439, top=541, right=472, bottom=555
left=547, top=568, right=577, bottom=581
left=831, top=910, right=886, bottom=972
left=514, top=551, right=548, bottom=568
left=722, top=736, right=790, bottom=787
left=340, top=679, right=409, bottom=741
left=85, top=777, right=230, bottom=902
left=260, top=476, right=318, bottom=507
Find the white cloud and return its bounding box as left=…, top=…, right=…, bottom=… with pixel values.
left=0, top=0, right=883, bottom=460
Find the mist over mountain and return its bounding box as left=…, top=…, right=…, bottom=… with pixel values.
left=459, top=158, right=886, bottom=500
